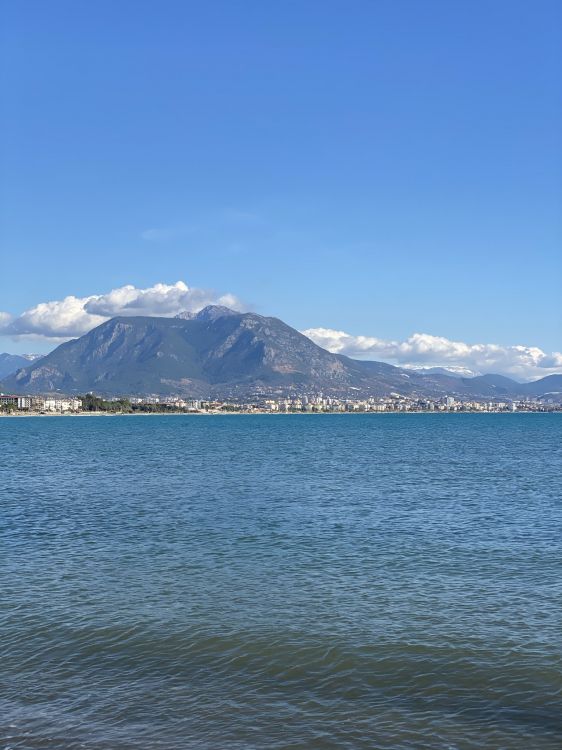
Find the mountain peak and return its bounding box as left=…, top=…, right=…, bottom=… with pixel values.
left=175, top=305, right=240, bottom=323
left=196, top=305, right=241, bottom=321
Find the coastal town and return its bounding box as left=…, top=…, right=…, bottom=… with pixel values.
left=1, top=392, right=559, bottom=414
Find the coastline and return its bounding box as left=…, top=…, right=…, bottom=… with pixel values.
left=1, top=410, right=557, bottom=418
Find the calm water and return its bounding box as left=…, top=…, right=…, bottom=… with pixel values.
left=1, top=414, right=561, bottom=749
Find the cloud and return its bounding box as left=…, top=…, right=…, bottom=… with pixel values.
left=0, top=281, right=244, bottom=341
left=140, top=208, right=263, bottom=241
left=139, top=227, right=191, bottom=241
left=301, top=327, right=562, bottom=381
left=221, top=209, right=263, bottom=226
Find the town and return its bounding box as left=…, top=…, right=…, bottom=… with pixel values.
left=0, top=392, right=559, bottom=414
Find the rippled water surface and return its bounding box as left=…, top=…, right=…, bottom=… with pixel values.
left=2, top=414, right=561, bottom=749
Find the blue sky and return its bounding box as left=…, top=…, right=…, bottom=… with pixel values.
left=1, top=1, right=561, bottom=375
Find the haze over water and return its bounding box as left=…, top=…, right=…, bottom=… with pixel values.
left=2, top=414, right=561, bottom=749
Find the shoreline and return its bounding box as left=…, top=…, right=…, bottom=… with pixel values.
left=1, top=409, right=557, bottom=418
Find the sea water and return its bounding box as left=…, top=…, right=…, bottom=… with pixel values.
left=1, top=414, right=561, bottom=749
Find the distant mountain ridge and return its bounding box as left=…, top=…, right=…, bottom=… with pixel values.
left=1, top=307, right=560, bottom=401
left=0, top=353, right=42, bottom=380
left=404, top=365, right=483, bottom=378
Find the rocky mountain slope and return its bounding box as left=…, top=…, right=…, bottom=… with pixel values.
left=2, top=307, right=560, bottom=400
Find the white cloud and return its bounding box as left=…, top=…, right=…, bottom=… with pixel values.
left=221, top=209, right=263, bottom=226
left=3, top=295, right=106, bottom=338
left=140, top=228, right=190, bottom=242
left=301, top=327, right=562, bottom=381
left=0, top=281, right=244, bottom=340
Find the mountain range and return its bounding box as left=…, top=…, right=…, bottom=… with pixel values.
left=1, top=306, right=561, bottom=401
left=0, top=353, right=41, bottom=380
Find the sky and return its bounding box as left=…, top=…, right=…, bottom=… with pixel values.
left=1, top=0, right=561, bottom=379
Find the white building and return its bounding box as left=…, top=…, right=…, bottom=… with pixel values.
left=0, top=395, right=32, bottom=409
left=43, top=397, right=82, bottom=412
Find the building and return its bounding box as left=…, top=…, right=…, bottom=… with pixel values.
left=0, top=394, right=19, bottom=407
left=42, top=397, right=82, bottom=412
left=0, top=394, right=32, bottom=410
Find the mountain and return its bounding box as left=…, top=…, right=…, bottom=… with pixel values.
left=175, top=305, right=240, bottom=322
left=1, top=307, right=560, bottom=401
left=460, top=373, right=522, bottom=395
left=520, top=374, right=562, bottom=399
left=0, top=353, right=42, bottom=381
left=405, top=365, right=482, bottom=378
left=470, top=373, right=522, bottom=387
left=1, top=306, right=439, bottom=398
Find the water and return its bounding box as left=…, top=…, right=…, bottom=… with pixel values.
left=1, top=414, right=561, bottom=749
